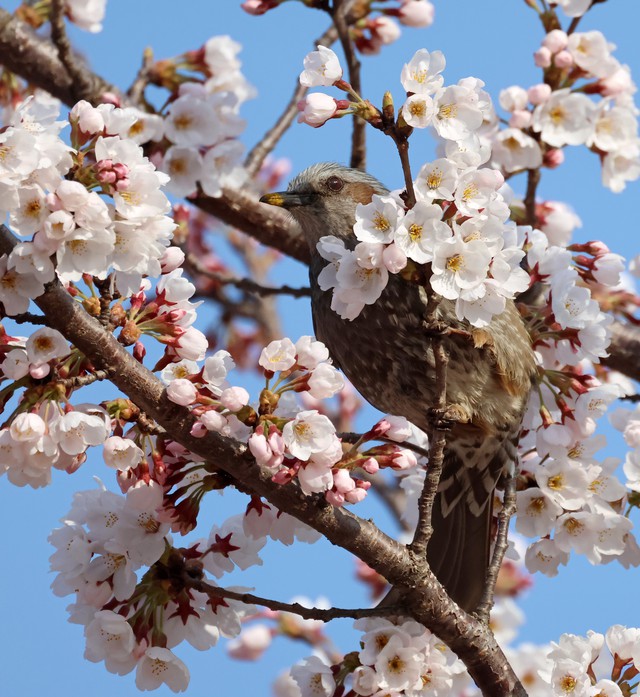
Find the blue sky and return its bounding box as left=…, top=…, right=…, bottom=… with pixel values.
left=1, top=1, right=640, bottom=696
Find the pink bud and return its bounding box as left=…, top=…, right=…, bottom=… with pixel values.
left=543, top=148, right=564, bottom=169
left=133, top=341, right=146, bottom=362
left=160, top=247, right=185, bottom=274
left=554, top=50, right=573, bottom=69
left=297, top=93, right=338, bottom=128
left=228, top=625, right=273, bottom=660
left=382, top=243, right=408, bottom=273
left=542, top=29, right=568, bottom=54
left=220, top=386, right=250, bottom=411
left=166, top=378, right=197, bottom=406
left=528, top=83, right=552, bottom=105
left=370, top=16, right=401, bottom=45
left=30, top=363, right=51, bottom=379
left=362, top=457, right=379, bottom=474
left=397, top=0, right=434, bottom=27
left=333, top=468, right=356, bottom=493
left=534, top=47, right=552, bottom=68
left=509, top=110, right=532, bottom=129
left=345, top=488, right=367, bottom=504
left=325, top=490, right=345, bottom=506
left=241, top=0, right=278, bottom=15
left=391, top=449, right=418, bottom=470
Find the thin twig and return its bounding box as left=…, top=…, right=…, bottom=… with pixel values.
left=523, top=167, right=541, bottom=227
left=9, top=312, right=47, bottom=325
left=475, top=471, right=518, bottom=623
left=393, top=135, right=417, bottom=209
left=191, top=578, right=400, bottom=620
left=332, top=0, right=366, bottom=170
left=127, top=47, right=154, bottom=104
left=338, top=431, right=432, bottom=461
left=566, top=13, right=585, bottom=34
left=49, top=0, right=94, bottom=102
left=187, top=252, right=311, bottom=298
left=58, top=369, right=108, bottom=389
left=244, top=24, right=338, bottom=177
left=409, top=340, right=449, bottom=555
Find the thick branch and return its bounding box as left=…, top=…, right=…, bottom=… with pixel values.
left=0, top=224, right=525, bottom=696
left=0, top=8, right=118, bottom=104
left=602, top=320, right=640, bottom=382
left=192, top=191, right=310, bottom=264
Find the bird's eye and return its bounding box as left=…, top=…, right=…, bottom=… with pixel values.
left=325, top=176, right=344, bottom=192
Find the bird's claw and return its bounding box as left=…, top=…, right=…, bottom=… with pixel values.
left=428, top=404, right=471, bottom=430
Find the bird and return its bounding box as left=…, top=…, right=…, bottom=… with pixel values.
left=260, top=162, right=536, bottom=613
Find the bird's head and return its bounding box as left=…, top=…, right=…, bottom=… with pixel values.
left=260, top=162, right=389, bottom=249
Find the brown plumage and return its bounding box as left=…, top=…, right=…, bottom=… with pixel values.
left=261, top=163, right=536, bottom=612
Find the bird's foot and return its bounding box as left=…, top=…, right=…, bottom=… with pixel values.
left=427, top=403, right=471, bottom=430
left=422, top=319, right=474, bottom=342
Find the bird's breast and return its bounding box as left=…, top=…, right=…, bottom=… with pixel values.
left=309, top=258, right=533, bottom=434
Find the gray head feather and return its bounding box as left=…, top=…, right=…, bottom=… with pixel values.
left=285, top=163, right=390, bottom=249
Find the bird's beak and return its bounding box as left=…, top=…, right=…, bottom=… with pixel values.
left=259, top=191, right=316, bottom=209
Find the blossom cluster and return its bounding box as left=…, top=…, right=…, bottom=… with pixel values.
left=0, top=93, right=175, bottom=311
left=162, top=334, right=418, bottom=506
left=283, top=618, right=640, bottom=697
left=512, top=230, right=638, bottom=575
left=491, top=27, right=640, bottom=192
left=290, top=617, right=467, bottom=697
left=0, top=395, right=109, bottom=488
left=543, top=627, right=640, bottom=696
left=49, top=415, right=324, bottom=692
left=49, top=479, right=256, bottom=691
left=156, top=36, right=254, bottom=198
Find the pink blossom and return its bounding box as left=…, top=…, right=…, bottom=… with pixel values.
left=227, top=625, right=273, bottom=660
left=160, top=247, right=185, bottom=274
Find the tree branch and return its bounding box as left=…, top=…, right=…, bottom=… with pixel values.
left=48, top=0, right=94, bottom=102
left=475, top=470, right=517, bottom=623
left=187, top=253, right=311, bottom=298
left=0, top=7, right=118, bottom=104
left=0, top=223, right=525, bottom=696
left=191, top=578, right=400, bottom=620
left=409, top=340, right=448, bottom=555
left=332, top=0, right=366, bottom=170
left=523, top=167, right=541, bottom=227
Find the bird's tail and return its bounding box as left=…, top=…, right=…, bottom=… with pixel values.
left=426, top=486, right=492, bottom=613
left=426, top=433, right=512, bottom=613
